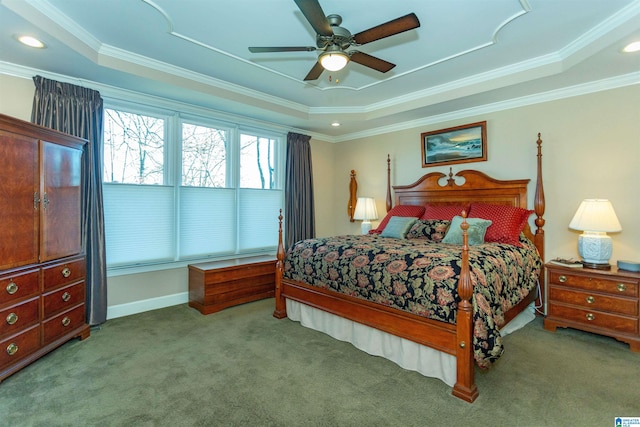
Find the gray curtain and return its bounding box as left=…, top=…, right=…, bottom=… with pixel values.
left=31, top=75, right=108, bottom=325
left=285, top=132, right=315, bottom=249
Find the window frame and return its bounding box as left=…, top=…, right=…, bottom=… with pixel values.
left=103, top=101, right=285, bottom=277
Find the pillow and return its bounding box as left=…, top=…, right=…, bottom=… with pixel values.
left=380, top=216, right=418, bottom=239
left=468, top=203, right=533, bottom=247
left=442, top=216, right=492, bottom=246
left=370, top=205, right=425, bottom=234
left=406, top=219, right=451, bottom=242
left=420, top=204, right=469, bottom=221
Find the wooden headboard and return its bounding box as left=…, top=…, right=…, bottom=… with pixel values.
left=385, top=134, right=546, bottom=261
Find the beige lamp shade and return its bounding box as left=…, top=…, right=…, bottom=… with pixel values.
left=569, top=199, right=621, bottom=232
left=353, top=197, right=378, bottom=234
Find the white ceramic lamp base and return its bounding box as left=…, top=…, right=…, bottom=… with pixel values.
left=361, top=221, right=372, bottom=235
left=578, top=231, right=613, bottom=270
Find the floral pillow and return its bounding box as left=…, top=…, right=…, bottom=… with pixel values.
left=406, top=219, right=451, bottom=242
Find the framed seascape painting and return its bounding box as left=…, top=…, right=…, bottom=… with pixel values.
left=421, top=121, right=487, bottom=168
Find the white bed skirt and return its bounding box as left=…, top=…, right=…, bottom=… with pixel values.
left=286, top=299, right=535, bottom=387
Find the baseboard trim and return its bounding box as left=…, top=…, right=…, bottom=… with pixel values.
left=107, top=292, right=189, bottom=320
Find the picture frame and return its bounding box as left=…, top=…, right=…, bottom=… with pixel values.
left=421, top=121, right=487, bottom=168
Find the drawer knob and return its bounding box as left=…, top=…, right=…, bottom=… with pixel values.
left=6, top=343, right=18, bottom=356
left=6, top=281, right=18, bottom=295
left=586, top=296, right=595, bottom=304
left=62, top=316, right=71, bottom=327
left=617, top=283, right=627, bottom=292
left=6, top=312, right=18, bottom=325
left=586, top=313, right=595, bottom=321
left=61, top=267, right=71, bottom=278
left=62, top=292, right=71, bottom=302
left=558, top=275, right=567, bottom=283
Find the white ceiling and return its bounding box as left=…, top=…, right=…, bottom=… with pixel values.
left=1, top=0, right=639, bottom=141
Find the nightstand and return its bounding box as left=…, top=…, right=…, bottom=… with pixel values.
left=544, top=263, right=640, bottom=352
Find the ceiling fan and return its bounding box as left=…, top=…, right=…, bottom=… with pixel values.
left=248, top=0, right=420, bottom=81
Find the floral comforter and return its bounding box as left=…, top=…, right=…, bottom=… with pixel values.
left=283, top=234, right=542, bottom=368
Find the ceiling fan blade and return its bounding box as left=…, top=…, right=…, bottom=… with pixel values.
left=249, top=46, right=316, bottom=53
left=304, top=62, right=325, bottom=81
left=294, top=0, right=332, bottom=36
left=353, top=13, right=420, bottom=45
left=350, top=51, right=395, bottom=73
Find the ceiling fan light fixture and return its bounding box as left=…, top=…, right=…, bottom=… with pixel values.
left=319, top=46, right=349, bottom=71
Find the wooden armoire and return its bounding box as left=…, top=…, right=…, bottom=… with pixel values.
left=0, top=114, right=90, bottom=382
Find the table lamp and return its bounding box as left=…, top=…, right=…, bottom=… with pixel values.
left=353, top=197, right=378, bottom=234
left=569, top=199, right=622, bottom=269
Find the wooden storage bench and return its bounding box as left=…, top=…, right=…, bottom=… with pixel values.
left=188, top=255, right=276, bottom=315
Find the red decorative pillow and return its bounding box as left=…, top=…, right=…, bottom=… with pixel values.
left=468, top=203, right=533, bottom=246
left=420, top=204, right=469, bottom=221
left=369, top=205, right=425, bottom=234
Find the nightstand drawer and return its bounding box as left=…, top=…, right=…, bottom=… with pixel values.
left=548, top=271, right=638, bottom=297
left=548, top=303, right=638, bottom=334
left=548, top=287, right=638, bottom=316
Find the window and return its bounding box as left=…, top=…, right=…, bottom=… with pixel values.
left=102, top=105, right=284, bottom=271
left=182, top=123, right=228, bottom=188
left=104, top=109, right=164, bottom=184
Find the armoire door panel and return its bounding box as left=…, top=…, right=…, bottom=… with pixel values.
left=0, top=130, right=39, bottom=271
left=39, top=141, right=83, bottom=262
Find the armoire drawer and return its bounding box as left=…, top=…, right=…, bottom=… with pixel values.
left=43, top=258, right=86, bottom=291
left=0, top=325, right=40, bottom=369
left=43, top=282, right=86, bottom=319
left=0, top=269, right=40, bottom=306
left=42, top=305, right=86, bottom=344
left=0, top=297, right=39, bottom=338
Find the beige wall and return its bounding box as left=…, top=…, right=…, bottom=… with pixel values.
left=331, top=85, right=640, bottom=266
left=0, top=74, right=34, bottom=120
left=2, top=72, right=638, bottom=316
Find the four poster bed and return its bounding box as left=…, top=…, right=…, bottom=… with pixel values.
left=273, top=134, right=546, bottom=402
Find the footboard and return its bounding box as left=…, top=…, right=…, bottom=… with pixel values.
left=272, top=211, right=477, bottom=402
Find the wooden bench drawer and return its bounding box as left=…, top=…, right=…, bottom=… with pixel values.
left=189, top=256, right=276, bottom=315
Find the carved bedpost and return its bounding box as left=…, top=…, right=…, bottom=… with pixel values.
left=534, top=133, right=546, bottom=312
left=452, top=212, right=479, bottom=402
left=348, top=170, right=357, bottom=222
left=273, top=209, right=287, bottom=319
left=386, top=154, right=392, bottom=212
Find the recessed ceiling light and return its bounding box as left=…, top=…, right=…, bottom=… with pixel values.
left=623, top=41, right=640, bottom=53
left=17, top=35, right=46, bottom=49
left=331, top=122, right=341, bottom=127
